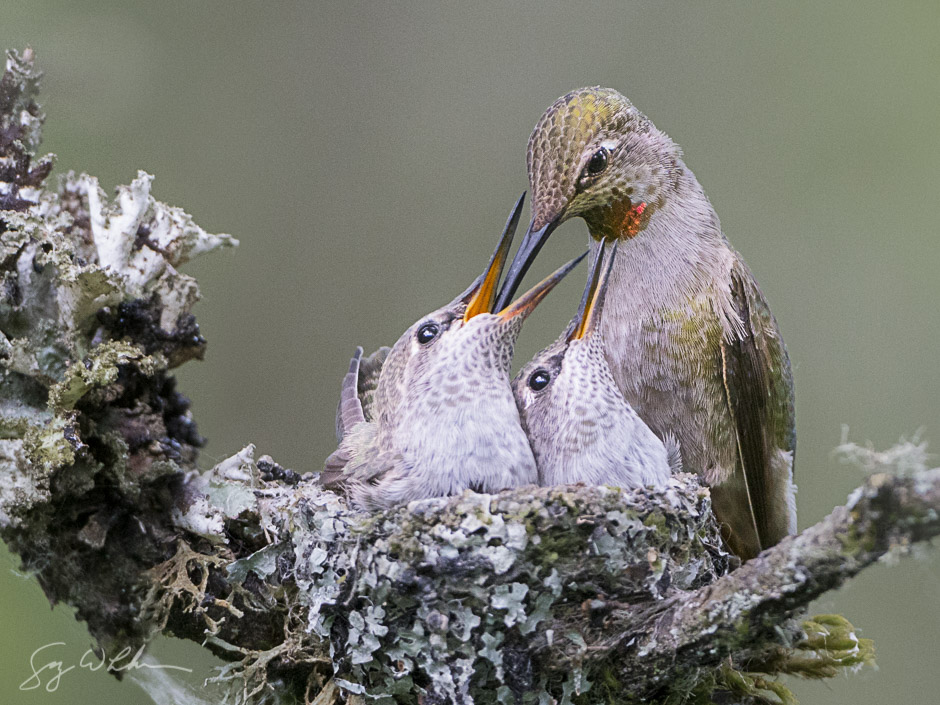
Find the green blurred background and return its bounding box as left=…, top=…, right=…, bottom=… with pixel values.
left=2, top=1, right=938, bottom=703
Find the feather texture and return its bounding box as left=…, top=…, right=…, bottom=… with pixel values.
left=716, top=259, right=796, bottom=557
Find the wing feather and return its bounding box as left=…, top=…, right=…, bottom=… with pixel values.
left=720, top=258, right=796, bottom=556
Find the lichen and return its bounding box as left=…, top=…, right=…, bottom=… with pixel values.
left=166, top=449, right=726, bottom=704
left=0, top=47, right=234, bottom=656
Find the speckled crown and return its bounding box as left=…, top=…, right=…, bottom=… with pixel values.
left=527, top=87, right=649, bottom=229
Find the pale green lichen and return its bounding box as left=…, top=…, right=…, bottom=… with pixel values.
left=0, top=47, right=235, bottom=660
left=834, top=426, right=931, bottom=476
left=48, top=340, right=159, bottom=409
left=82, top=170, right=236, bottom=314
left=22, top=412, right=78, bottom=473
left=0, top=49, right=233, bottom=526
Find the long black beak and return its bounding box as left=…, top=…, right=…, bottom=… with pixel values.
left=493, top=216, right=561, bottom=312
left=461, top=192, right=526, bottom=320
left=567, top=238, right=619, bottom=341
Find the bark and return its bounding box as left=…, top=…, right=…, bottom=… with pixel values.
left=0, top=48, right=933, bottom=705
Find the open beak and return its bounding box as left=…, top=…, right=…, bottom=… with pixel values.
left=463, top=192, right=526, bottom=321
left=498, top=250, right=586, bottom=321
left=493, top=215, right=561, bottom=312
left=567, top=238, right=619, bottom=341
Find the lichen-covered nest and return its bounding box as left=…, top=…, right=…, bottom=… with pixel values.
left=169, top=447, right=726, bottom=703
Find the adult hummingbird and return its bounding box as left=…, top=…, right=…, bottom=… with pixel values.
left=321, top=195, right=585, bottom=509
left=495, top=88, right=796, bottom=560
left=513, top=238, right=678, bottom=490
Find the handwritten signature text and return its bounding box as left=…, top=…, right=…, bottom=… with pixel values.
left=19, top=641, right=194, bottom=693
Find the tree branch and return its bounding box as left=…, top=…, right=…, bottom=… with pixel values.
left=581, top=469, right=940, bottom=697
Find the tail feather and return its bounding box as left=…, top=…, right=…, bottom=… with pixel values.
left=334, top=347, right=366, bottom=442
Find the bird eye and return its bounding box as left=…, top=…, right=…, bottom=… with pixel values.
left=584, top=147, right=609, bottom=176
left=416, top=323, right=439, bottom=345
left=528, top=369, right=551, bottom=391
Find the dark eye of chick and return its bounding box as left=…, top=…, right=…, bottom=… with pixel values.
left=416, top=323, right=439, bottom=344
left=528, top=369, right=551, bottom=391
left=584, top=147, right=609, bottom=177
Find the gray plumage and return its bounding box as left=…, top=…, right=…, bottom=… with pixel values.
left=322, top=196, right=583, bottom=509
left=514, top=240, right=678, bottom=490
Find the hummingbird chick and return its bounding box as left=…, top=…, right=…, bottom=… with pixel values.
left=321, top=195, right=584, bottom=509
left=514, top=238, right=678, bottom=490
left=496, top=88, right=797, bottom=560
